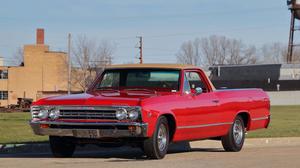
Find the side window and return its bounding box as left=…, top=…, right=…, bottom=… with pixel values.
left=0, top=91, right=8, bottom=100
left=183, top=73, right=191, bottom=94
left=185, top=71, right=208, bottom=93
left=0, top=70, right=8, bottom=79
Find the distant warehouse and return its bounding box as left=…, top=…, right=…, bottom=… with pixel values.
left=209, top=64, right=300, bottom=91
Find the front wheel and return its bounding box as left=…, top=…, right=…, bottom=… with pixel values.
left=143, top=116, right=169, bottom=159
left=221, top=116, right=245, bottom=152
left=49, top=136, right=76, bottom=157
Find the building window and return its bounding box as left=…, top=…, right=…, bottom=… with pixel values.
left=0, top=91, right=8, bottom=100
left=0, top=70, right=8, bottom=79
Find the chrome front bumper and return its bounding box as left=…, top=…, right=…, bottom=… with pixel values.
left=30, top=121, right=148, bottom=139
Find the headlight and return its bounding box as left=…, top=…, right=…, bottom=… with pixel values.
left=37, top=108, right=49, bottom=119
left=49, top=108, right=60, bottom=120
left=30, top=106, right=51, bottom=119
left=116, top=107, right=141, bottom=121
left=127, top=109, right=140, bottom=120
left=116, top=108, right=127, bottom=120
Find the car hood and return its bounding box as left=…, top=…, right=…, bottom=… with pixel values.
left=33, top=92, right=154, bottom=106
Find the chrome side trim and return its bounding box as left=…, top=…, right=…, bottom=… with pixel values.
left=251, top=117, right=269, bottom=121
left=177, top=122, right=233, bottom=129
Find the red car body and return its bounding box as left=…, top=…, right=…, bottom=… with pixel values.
left=30, top=64, right=270, bottom=159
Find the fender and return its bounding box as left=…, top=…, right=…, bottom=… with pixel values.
left=236, top=111, right=251, bottom=131
left=142, top=108, right=177, bottom=138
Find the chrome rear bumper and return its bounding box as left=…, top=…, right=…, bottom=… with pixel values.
left=30, top=121, right=148, bottom=139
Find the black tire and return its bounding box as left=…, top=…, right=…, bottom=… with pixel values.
left=221, top=116, right=245, bottom=152
left=143, top=116, right=169, bottom=159
left=49, top=136, right=76, bottom=158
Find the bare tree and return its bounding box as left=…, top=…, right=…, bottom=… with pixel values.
left=261, top=43, right=287, bottom=64
left=243, top=45, right=258, bottom=64
left=292, top=48, right=300, bottom=63
left=226, top=39, right=243, bottom=64
left=216, top=36, right=229, bottom=65
left=71, top=35, right=115, bottom=91
left=177, top=35, right=258, bottom=67
left=13, top=47, right=24, bottom=66
left=176, top=39, right=201, bottom=65
left=200, top=35, right=231, bottom=66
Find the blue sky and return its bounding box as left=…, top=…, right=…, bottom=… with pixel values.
left=0, top=0, right=291, bottom=65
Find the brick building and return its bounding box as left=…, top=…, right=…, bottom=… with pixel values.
left=0, top=29, right=71, bottom=107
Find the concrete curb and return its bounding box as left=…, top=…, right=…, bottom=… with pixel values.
left=245, top=137, right=300, bottom=148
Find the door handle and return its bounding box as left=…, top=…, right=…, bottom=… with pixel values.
left=212, top=99, right=219, bottom=103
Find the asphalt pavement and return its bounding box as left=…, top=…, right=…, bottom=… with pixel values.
left=0, top=137, right=299, bottom=168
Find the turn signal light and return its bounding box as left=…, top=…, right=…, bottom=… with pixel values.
left=40, top=124, right=49, bottom=129
left=128, top=126, right=136, bottom=132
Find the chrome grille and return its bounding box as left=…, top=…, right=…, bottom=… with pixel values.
left=31, top=106, right=41, bottom=118
left=59, top=107, right=117, bottom=120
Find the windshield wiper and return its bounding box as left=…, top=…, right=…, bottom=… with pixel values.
left=124, top=88, right=157, bottom=94
left=97, top=88, right=120, bottom=92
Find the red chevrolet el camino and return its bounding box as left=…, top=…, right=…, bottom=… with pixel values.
left=30, top=64, right=270, bottom=159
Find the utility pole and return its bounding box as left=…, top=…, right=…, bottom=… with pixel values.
left=137, top=36, right=143, bottom=64
left=67, top=33, right=71, bottom=94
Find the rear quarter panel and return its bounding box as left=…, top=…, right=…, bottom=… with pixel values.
left=215, top=89, right=270, bottom=131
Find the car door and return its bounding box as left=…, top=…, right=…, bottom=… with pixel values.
left=175, top=70, right=222, bottom=140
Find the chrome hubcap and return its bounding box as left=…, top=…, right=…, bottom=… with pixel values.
left=233, top=120, right=243, bottom=145
left=157, top=124, right=167, bottom=152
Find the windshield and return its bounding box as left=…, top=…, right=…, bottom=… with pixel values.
left=96, top=69, right=180, bottom=91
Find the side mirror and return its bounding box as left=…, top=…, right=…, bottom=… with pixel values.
left=195, top=87, right=203, bottom=95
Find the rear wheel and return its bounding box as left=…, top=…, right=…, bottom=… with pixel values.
left=49, top=136, right=76, bottom=157
left=143, top=116, right=169, bottom=159
left=221, top=116, right=245, bottom=152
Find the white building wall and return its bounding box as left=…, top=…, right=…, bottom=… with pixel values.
left=267, top=91, right=300, bottom=105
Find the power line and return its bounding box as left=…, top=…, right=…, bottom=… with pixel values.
left=104, top=24, right=288, bottom=49
left=107, top=24, right=289, bottom=62
left=143, top=24, right=288, bottom=39
left=0, top=24, right=288, bottom=49
left=75, top=6, right=284, bottom=22
left=143, top=47, right=177, bottom=52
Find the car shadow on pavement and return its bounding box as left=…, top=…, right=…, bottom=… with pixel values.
left=0, top=142, right=225, bottom=161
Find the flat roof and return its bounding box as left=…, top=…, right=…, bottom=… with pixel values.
left=107, top=64, right=199, bottom=70
left=209, top=63, right=300, bottom=69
